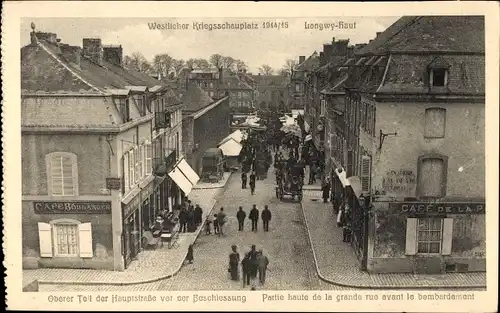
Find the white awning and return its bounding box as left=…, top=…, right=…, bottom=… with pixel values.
left=218, top=138, right=243, bottom=156
left=222, top=129, right=244, bottom=144
left=347, top=176, right=363, bottom=199
left=168, top=167, right=194, bottom=196
left=334, top=168, right=350, bottom=187
left=304, top=134, right=313, bottom=142
left=304, top=121, right=310, bottom=132
left=177, top=158, right=200, bottom=186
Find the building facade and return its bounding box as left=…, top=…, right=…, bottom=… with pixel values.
left=21, top=27, right=168, bottom=271
left=222, top=73, right=255, bottom=111
left=251, top=75, right=289, bottom=111
left=187, top=68, right=225, bottom=100
left=326, top=16, right=486, bottom=274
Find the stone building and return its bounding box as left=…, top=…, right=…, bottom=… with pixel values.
left=326, top=16, right=485, bottom=274
left=222, top=72, right=255, bottom=111
left=251, top=75, right=289, bottom=111
left=186, top=68, right=225, bottom=100
left=290, top=52, right=319, bottom=114
left=21, top=27, right=167, bottom=271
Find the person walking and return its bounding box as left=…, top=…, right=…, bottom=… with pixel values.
left=241, top=172, right=248, bottom=189
left=228, top=245, right=240, bottom=281
left=179, top=208, right=188, bottom=233
left=261, top=205, right=272, bottom=232
left=256, top=250, right=269, bottom=285
left=204, top=217, right=212, bottom=235
left=249, top=171, right=256, bottom=195
left=194, top=204, right=203, bottom=227
left=249, top=205, right=259, bottom=232
left=241, top=254, right=251, bottom=288
left=186, top=244, right=194, bottom=264
left=213, top=214, right=220, bottom=235
left=248, top=245, right=259, bottom=279
left=321, top=178, right=331, bottom=203
left=309, top=162, right=317, bottom=185
left=217, top=207, right=227, bottom=236
left=187, top=206, right=195, bottom=232
left=236, top=206, right=246, bottom=231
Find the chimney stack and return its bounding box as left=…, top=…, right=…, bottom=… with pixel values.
left=60, top=44, right=82, bottom=67
left=82, top=38, right=103, bottom=65
left=323, top=44, right=333, bottom=62
left=376, top=32, right=382, bottom=37
left=332, top=37, right=336, bottom=43
left=103, top=45, right=123, bottom=67
left=299, top=56, right=306, bottom=64
left=332, top=39, right=350, bottom=57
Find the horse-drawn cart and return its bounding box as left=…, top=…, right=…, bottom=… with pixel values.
left=275, top=162, right=303, bottom=201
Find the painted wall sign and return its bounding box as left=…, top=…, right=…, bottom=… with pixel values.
left=34, top=201, right=111, bottom=214
left=389, top=202, right=485, bottom=215
left=382, top=169, right=416, bottom=195
left=106, top=178, right=122, bottom=190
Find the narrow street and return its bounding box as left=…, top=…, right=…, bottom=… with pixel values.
left=158, top=170, right=324, bottom=290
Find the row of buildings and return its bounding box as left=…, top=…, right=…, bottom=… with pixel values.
left=21, top=25, right=230, bottom=271
left=295, top=16, right=486, bottom=274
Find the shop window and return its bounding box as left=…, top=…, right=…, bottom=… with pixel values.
left=38, top=220, right=93, bottom=258
left=424, top=108, right=446, bottom=138
left=405, top=218, right=453, bottom=256
left=417, top=154, right=448, bottom=198
left=45, top=152, right=79, bottom=197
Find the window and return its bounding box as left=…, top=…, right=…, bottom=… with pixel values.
left=123, top=152, right=130, bottom=193
left=417, top=218, right=443, bottom=254
left=417, top=154, right=448, bottom=198
left=430, top=68, right=447, bottom=87
left=129, top=148, right=135, bottom=187
left=144, top=143, right=152, bottom=176
left=37, top=220, right=93, bottom=258
left=320, top=100, right=326, bottom=116
left=295, top=83, right=300, bottom=93
left=209, top=82, right=214, bottom=88
left=424, top=108, right=446, bottom=138
left=46, top=152, right=78, bottom=197
left=136, top=96, right=144, bottom=116
left=210, top=91, right=215, bottom=97
left=118, top=98, right=130, bottom=122
left=135, top=147, right=142, bottom=183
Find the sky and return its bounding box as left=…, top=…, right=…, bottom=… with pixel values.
left=21, top=17, right=400, bottom=73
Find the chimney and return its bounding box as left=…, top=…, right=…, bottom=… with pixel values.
left=82, top=38, right=103, bottom=65
left=60, top=44, right=82, bottom=67
left=376, top=32, right=382, bottom=37
left=332, top=39, right=350, bottom=57
left=103, top=45, right=123, bottom=67
left=299, top=56, right=306, bottom=64
left=30, top=22, right=37, bottom=45
left=35, top=32, right=58, bottom=44
left=332, top=37, right=336, bottom=43
left=323, top=44, right=333, bottom=61
left=369, top=39, right=374, bottom=44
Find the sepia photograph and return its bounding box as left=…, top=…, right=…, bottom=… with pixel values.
left=3, top=1, right=499, bottom=311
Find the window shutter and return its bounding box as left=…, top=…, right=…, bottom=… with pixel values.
left=38, top=222, right=53, bottom=257
left=441, top=218, right=453, bottom=255
left=78, top=223, right=93, bottom=258
left=405, top=218, right=418, bottom=255
left=360, top=155, right=371, bottom=194
left=129, top=149, right=135, bottom=187
left=146, top=144, right=152, bottom=175
left=134, top=147, right=140, bottom=183
left=51, top=156, right=63, bottom=196
left=123, top=153, right=129, bottom=193
left=62, top=155, right=75, bottom=196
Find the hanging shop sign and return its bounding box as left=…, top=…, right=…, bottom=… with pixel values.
left=106, top=177, right=122, bottom=190
left=34, top=201, right=111, bottom=214
left=389, top=202, right=485, bottom=215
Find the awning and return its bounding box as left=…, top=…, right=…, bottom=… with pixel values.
left=168, top=158, right=200, bottom=196
left=334, top=168, right=350, bottom=187
left=218, top=138, right=243, bottom=156
left=304, top=121, right=310, bottom=132
left=347, top=176, right=362, bottom=199
left=304, top=134, right=313, bottom=142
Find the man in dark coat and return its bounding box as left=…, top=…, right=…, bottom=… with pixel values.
left=321, top=178, right=331, bottom=203
left=261, top=205, right=272, bottom=232
left=179, top=208, right=188, bottom=233
left=194, top=204, right=203, bottom=226
left=241, top=172, right=248, bottom=189
left=236, top=206, right=246, bottom=231
left=249, top=172, right=256, bottom=195
left=248, top=245, right=259, bottom=279
left=249, top=205, right=259, bottom=232
left=241, top=254, right=251, bottom=287
left=187, top=206, right=195, bottom=232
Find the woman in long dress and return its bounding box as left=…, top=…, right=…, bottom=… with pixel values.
left=228, top=245, right=240, bottom=281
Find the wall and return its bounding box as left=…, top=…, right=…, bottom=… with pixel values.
left=22, top=200, right=114, bottom=270
left=192, top=98, right=230, bottom=174
left=362, top=99, right=485, bottom=199
left=182, top=116, right=195, bottom=168
left=229, top=89, right=253, bottom=108
left=22, top=133, right=111, bottom=195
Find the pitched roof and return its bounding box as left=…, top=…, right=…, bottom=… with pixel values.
left=251, top=75, right=288, bottom=87
left=294, top=52, right=319, bottom=71
left=357, top=16, right=484, bottom=55
left=223, top=75, right=253, bottom=90
left=181, top=83, right=214, bottom=112
left=21, top=33, right=163, bottom=94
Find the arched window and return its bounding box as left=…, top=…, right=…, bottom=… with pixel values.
left=45, top=152, right=79, bottom=196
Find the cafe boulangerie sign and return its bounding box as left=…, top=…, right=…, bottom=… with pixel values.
left=34, top=201, right=112, bottom=214
left=389, top=202, right=485, bottom=215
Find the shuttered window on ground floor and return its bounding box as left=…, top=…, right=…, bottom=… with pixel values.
left=405, top=217, right=453, bottom=256
left=38, top=220, right=93, bottom=258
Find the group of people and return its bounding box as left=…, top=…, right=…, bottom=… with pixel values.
left=205, top=207, right=228, bottom=236
left=241, top=171, right=257, bottom=195
left=237, top=205, right=272, bottom=232
left=178, top=200, right=204, bottom=233
left=229, top=244, right=270, bottom=287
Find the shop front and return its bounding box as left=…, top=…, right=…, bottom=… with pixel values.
left=368, top=200, right=486, bottom=274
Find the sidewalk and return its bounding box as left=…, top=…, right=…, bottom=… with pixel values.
left=301, top=191, right=486, bottom=289
left=23, top=173, right=231, bottom=288
left=302, top=165, right=321, bottom=191
left=193, top=172, right=231, bottom=190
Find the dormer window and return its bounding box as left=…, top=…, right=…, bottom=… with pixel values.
left=430, top=68, right=447, bottom=87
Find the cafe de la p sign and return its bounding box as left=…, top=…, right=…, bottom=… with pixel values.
left=365, top=201, right=486, bottom=274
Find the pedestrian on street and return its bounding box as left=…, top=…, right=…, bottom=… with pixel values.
left=217, top=207, right=227, bottom=236
left=194, top=204, right=203, bottom=227
left=249, top=171, right=256, bottom=195
left=241, top=254, right=251, bottom=288
left=241, top=172, right=248, bottom=189
left=249, top=205, right=259, bottom=232
left=309, top=162, right=317, bottom=185
left=321, top=178, right=331, bottom=203
left=213, top=214, right=220, bottom=235
left=179, top=208, right=188, bottom=233
left=261, top=205, right=272, bottom=232
left=187, top=206, right=195, bottom=232
left=237, top=206, right=246, bottom=231
left=256, top=250, right=269, bottom=285
left=248, top=245, right=259, bottom=279
left=186, top=244, right=194, bottom=264
left=204, top=218, right=212, bottom=235
left=228, top=245, right=240, bottom=281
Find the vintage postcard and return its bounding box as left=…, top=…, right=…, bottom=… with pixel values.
left=2, top=1, right=499, bottom=311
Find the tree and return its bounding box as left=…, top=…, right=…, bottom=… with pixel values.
left=221, top=56, right=236, bottom=72
left=209, top=54, right=224, bottom=69
left=236, top=59, right=248, bottom=72
left=172, top=59, right=186, bottom=76
left=125, top=52, right=152, bottom=73
left=193, top=58, right=210, bottom=70
left=258, top=64, right=274, bottom=75
left=280, top=59, right=297, bottom=76
left=153, top=53, right=174, bottom=77
left=185, top=58, right=195, bottom=70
